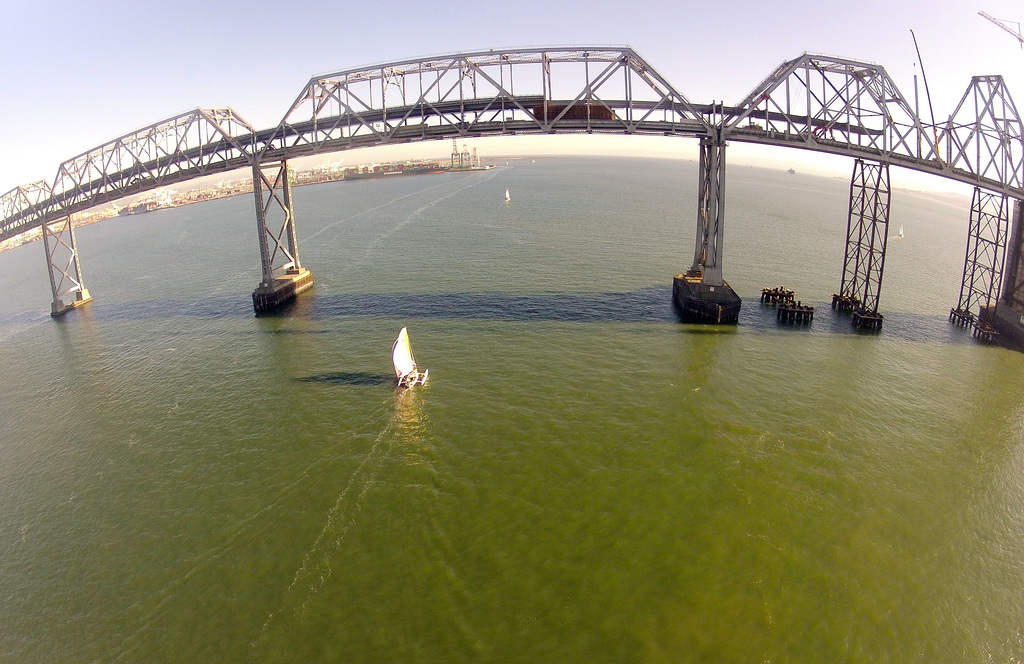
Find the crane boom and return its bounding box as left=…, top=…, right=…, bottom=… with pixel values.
left=979, top=10, right=1024, bottom=47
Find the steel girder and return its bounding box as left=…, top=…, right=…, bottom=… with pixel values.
left=1, top=181, right=51, bottom=239
left=258, top=47, right=708, bottom=161
left=3, top=49, right=1024, bottom=244
left=722, top=55, right=1024, bottom=197
left=49, top=108, right=256, bottom=215
left=0, top=108, right=256, bottom=243
left=840, top=159, right=890, bottom=316
left=945, top=77, right=1024, bottom=190
left=953, top=188, right=1009, bottom=323
left=725, top=54, right=939, bottom=163
left=0, top=48, right=1023, bottom=318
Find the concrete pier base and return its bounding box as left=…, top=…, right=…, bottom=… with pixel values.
left=982, top=304, right=1024, bottom=345
left=50, top=289, right=92, bottom=317
left=252, top=268, right=314, bottom=314
left=673, top=272, right=741, bottom=324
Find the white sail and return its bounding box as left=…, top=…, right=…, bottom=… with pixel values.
left=505, top=188, right=510, bottom=202
left=899, top=224, right=904, bottom=237
left=392, top=327, right=417, bottom=379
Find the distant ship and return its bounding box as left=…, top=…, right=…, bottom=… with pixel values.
left=344, top=161, right=448, bottom=180
left=118, top=201, right=159, bottom=216
left=787, top=168, right=796, bottom=175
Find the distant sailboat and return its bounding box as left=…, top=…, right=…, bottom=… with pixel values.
left=505, top=188, right=511, bottom=203
left=392, top=327, right=428, bottom=387
left=898, top=224, right=904, bottom=238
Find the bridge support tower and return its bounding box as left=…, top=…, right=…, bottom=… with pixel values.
left=950, top=188, right=1010, bottom=341
left=674, top=133, right=741, bottom=324
left=252, top=159, right=313, bottom=314
left=43, top=215, right=91, bottom=316
left=833, top=159, right=889, bottom=330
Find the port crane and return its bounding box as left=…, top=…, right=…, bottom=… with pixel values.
left=979, top=11, right=1024, bottom=47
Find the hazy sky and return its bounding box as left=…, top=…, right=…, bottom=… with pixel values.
left=2, top=0, right=1022, bottom=193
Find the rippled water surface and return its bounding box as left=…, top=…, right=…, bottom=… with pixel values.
left=1, top=157, right=1023, bottom=662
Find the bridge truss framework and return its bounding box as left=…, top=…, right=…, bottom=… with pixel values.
left=2, top=46, right=1024, bottom=337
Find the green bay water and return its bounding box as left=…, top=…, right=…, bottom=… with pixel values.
left=1, top=157, right=1023, bottom=662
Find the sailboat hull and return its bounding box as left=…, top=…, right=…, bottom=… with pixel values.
left=399, top=368, right=428, bottom=387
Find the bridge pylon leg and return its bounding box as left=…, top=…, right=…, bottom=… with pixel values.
left=950, top=187, right=1009, bottom=339
left=43, top=215, right=91, bottom=316
left=674, top=132, right=741, bottom=324
left=692, top=135, right=726, bottom=285
left=835, top=159, right=889, bottom=330
left=251, top=159, right=313, bottom=314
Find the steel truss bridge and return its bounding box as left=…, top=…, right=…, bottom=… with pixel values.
left=2, top=47, right=1023, bottom=336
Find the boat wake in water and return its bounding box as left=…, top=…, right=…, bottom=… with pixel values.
left=359, top=170, right=498, bottom=263
left=299, top=178, right=455, bottom=244
left=250, top=418, right=395, bottom=656
left=250, top=389, right=431, bottom=658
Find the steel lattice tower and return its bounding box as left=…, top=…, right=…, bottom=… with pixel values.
left=951, top=188, right=1009, bottom=329
left=838, top=159, right=890, bottom=328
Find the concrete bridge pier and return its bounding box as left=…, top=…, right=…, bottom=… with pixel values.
left=252, top=159, right=313, bottom=314
left=835, top=159, right=889, bottom=330
left=43, top=215, right=91, bottom=316
left=990, top=199, right=1024, bottom=344
left=674, top=133, right=741, bottom=324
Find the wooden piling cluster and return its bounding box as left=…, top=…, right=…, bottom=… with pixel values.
left=950, top=307, right=1000, bottom=342
left=833, top=293, right=883, bottom=329
left=948, top=307, right=975, bottom=328
left=761, top=285, right=813, bottom=324
left=777, top=301, right=814, bottom=324
left=761, top=286, right=795, bottom=305
left=851, top=308, right=883, bottom=330
left=948, top=307, right=1000, bottom=341
left=972, top=321, right=1000, bottom=342
left=831, top=293, right=860, bottom=312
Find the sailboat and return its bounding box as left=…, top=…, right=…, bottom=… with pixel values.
left=505, top=188, right=510, bottom=203
left=898, top=224, right=904, bottom=238
left=392, top=327, right=428, bottom=387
